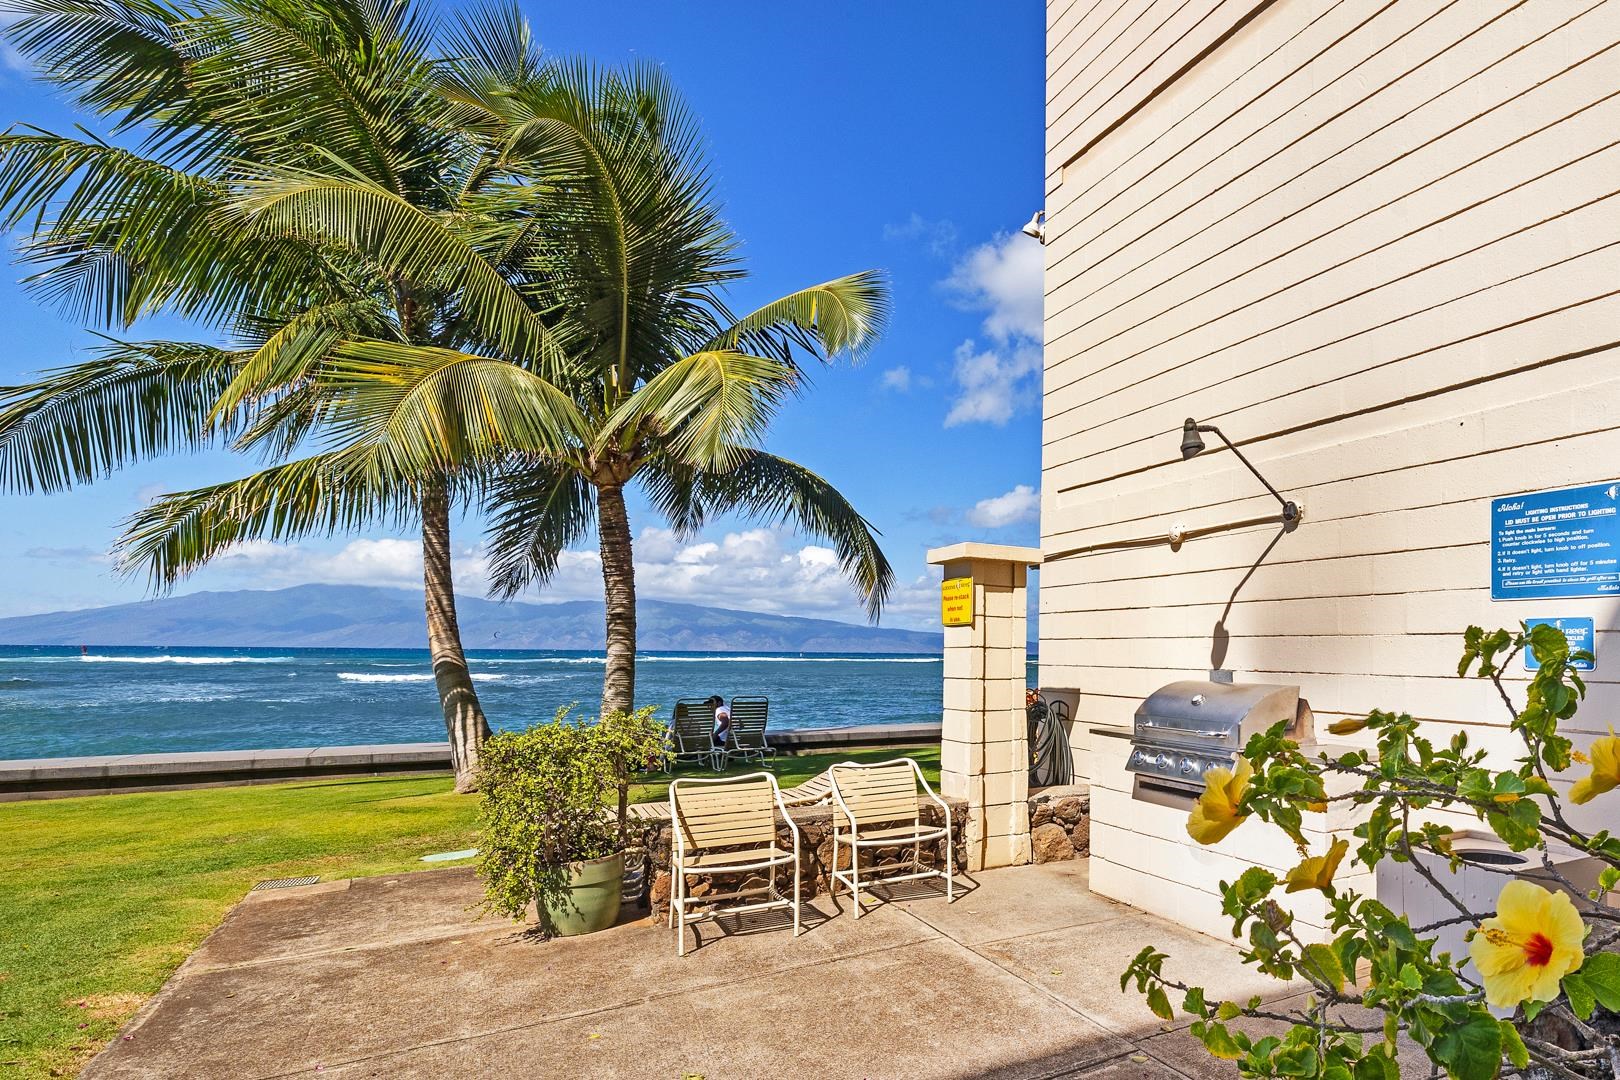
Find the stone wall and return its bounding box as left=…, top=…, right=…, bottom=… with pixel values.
left=1027, top=788, right=1090, bottom=864
left=642, top=798, right=966, bottom=917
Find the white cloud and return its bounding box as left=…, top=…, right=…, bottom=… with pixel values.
left=881, top=366, right=912, bottom=391
left=942, top=338, right=1042, bottom=427
left=967, top=484, right=1040, bottom=528
left=945, top=231, right=1043, bottom=344
left=940, top=231, right=1043, bottom=427
left=191, top=527, right=944, bottom=629
left=883, top=213, right=957, bottom=256
left=210, top=538, right=428, bottom=590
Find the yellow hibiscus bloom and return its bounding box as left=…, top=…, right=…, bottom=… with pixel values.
left=1569, top=731, right=1619, bottom=805
left=1186, top=757, right=1252, bottom=845
left=1469, top=880, right=1587, bottom=1008
left=1285, top=838, right=1349, bottom=894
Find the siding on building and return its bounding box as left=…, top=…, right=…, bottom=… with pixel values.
left=1039, top=0, right=1620, bottom=825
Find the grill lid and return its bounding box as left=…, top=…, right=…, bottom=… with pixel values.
left=1134, top=680, right=1300, bottom=743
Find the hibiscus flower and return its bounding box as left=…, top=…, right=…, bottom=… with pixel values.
left=1285, top=838, right=1349, bottom=894
left=1568, top=731, right=1619, bottom=805
left=1468, top=880, right=1587, bottom=1008
left=1186, top=757, right=1252, bottom=845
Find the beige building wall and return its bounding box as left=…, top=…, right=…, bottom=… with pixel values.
left=1041, top=0, right=1620, bottom=833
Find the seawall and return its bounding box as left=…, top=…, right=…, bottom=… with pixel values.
left=0, top=723, right=943, bottom=801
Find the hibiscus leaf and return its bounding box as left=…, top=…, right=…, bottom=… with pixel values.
left=1499, top=1021, right=1529, bottom=1070
left=1193, top=1020, right=1244, bottom=1060
left=1577, top=952, right=1620, bottom=1011
left=1146, top=984, right=1174, bottom=1021
left=1304, top=943, right=1346, bottom=993
left=1563, top=970, right=1596, bottom=1021
left=1430, top=1011, right=1501, bottom=1080
left=1355, top=1055, right=1399, bottom=1080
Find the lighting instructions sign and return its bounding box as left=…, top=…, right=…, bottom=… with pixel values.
left=1491, top=482, right=1620, bottom=600
left=941, top=576, right=973, bottom=627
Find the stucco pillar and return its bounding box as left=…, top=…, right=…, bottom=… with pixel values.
left=926, top=542, right=1041, bottom=871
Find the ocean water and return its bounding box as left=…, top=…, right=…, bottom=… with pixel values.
left=0, top=645, right=1032, bottom=760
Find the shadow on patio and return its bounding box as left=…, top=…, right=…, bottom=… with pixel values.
left=82, top=860, right=1412, bottom=1079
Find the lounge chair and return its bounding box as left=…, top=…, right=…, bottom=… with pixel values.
left=828, top=757, right=954, bottom=918
left=669, top=698, right=721, bottom=771
left=668, top=772, right=802, bottom=956
left=780, top=770, right=833, bottom=807
left=727, top=696, right=774, bottom=762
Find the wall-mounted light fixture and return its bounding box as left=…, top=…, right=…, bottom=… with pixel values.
left=1021, top=210, right=1046, bottom=243
left=1179, top=418, right=1300, bottom=525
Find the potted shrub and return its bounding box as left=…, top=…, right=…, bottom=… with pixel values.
left=477, top=705, right=667, bottom=936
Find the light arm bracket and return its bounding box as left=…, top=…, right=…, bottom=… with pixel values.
left=1180, top=418, right=1300, bottom=524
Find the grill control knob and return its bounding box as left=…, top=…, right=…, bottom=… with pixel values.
left=1156, top=753, right=1172, bottom=770
left=1180, top=758, right=1195, bottom=775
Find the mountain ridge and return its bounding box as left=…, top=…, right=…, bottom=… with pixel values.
left=0, top=584, right=946, bottom=653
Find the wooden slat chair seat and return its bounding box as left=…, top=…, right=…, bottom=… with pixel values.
left=828, top=758, right=955, bottom=918
left=682, top=845, right=795, bottom=870
left=668, top=772, right=803, bottom=956
left=669, top=698, right=721, bottom=771
left=727, top=696, right=774, bottom=762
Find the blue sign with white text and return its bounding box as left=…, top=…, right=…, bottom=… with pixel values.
left=1491, top=482, right=1620, bottom=600
left=1523, top=618, right=1596, bottom=672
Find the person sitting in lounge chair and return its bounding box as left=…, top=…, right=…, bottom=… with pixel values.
left=707, top=694, right=732, bottom=752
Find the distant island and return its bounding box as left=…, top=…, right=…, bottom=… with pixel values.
left=0, top=584, right=947, bottom=654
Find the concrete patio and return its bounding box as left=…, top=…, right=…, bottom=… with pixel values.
left=83, top=860, right=1415, bottom=1079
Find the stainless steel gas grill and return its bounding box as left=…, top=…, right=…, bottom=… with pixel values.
left=1128, top=680, right=1303, bottom=806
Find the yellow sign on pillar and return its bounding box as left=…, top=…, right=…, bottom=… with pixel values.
left=941, top=576, right=974, bottom=626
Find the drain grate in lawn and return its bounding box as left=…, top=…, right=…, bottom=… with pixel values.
left=250, top=875, right=321, bottom=891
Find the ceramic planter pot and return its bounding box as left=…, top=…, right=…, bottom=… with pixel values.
left=537, top=850, right=624, bottom=936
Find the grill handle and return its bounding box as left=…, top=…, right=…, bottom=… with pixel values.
left=1137, top=719, right=1231, bottom=739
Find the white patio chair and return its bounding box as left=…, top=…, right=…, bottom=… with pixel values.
left=828, top=757, right=954, bottom=918
left=667, top=771, right=802, bottom=956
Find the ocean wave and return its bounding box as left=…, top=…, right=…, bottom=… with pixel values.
left=76, top=655, right=295, bottom=666
left=337, top=672, right=509, bottom=684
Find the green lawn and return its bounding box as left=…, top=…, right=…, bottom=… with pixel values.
left=0, top=746, right=938, bottom=1078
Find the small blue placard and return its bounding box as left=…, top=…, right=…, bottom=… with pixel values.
left=1491, top=482, right=1620, bottom=601
left=1523, top=617, right=1596, bottom=671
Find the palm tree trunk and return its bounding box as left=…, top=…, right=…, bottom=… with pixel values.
left=421, top=478, right=491, bottom=792
left=597, top=481, right=637, bottom=717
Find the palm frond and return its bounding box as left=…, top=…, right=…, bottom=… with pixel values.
left=234, top=161, right=570, bottom=373
left=212, top=296, right=395, bottom=426
left=481, top=460, right=595, bottom=598
left=313, top=340, right=585, bottom=471
left=114, top=446, right=428, bottom=587
left=0, top=131, right=353, bottom=329
left=602, top=350, right=796, bottom=472
left=704, top=271, right=890, bottom=363
left=659, top=449, right=895, bottom=621
left=0, top=340, right=240, bottom=493
left=2, top=0, right=194, bottom=131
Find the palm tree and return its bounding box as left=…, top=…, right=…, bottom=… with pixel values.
left=440, top=61, right=898, bottom=716
left=0, top=0, right=572, bottom=789
left=115, top=56, right=897, bottom=719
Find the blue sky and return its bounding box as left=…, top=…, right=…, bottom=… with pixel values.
left=0, top=2, right=1044, bottom=631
